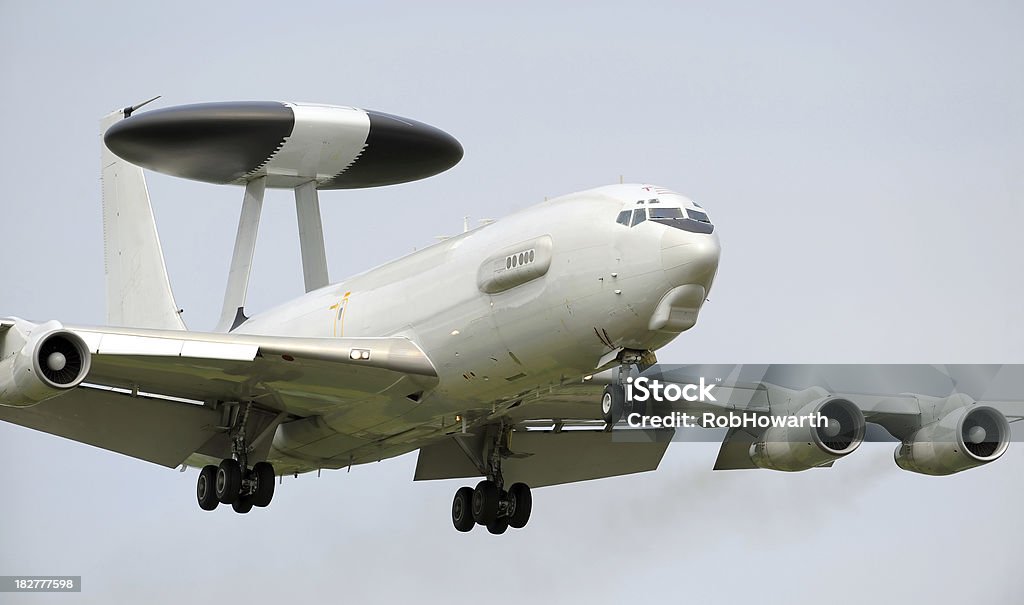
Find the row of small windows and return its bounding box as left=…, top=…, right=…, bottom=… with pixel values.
left=506, top=249, right=536, bottom=269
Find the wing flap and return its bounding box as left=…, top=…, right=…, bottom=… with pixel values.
left=414, top=429, right=673, bottom=488
left=503, top=430, right=673, bottom=487
left=0, top=386, right=221, bottom=467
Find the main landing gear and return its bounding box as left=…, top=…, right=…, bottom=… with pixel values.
left=195, top=401, right=277, bottom=513
left=197, top=459, right=276, bottom=513
left=451, top=480, right=532, bottom=534
left=450, top=423, right=533, bottom=534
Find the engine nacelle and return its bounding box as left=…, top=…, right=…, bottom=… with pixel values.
left=749, top=397, right=866, bottom=471
left=895, top=405, right=1009, bottom=476
left=0, top=322, right=92, bottom=407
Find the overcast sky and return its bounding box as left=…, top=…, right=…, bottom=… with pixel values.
left=1, top=1, right=1022, bottom=603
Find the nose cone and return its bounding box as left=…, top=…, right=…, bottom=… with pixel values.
left=661, top=230, right=721, bottom=289
left=323, top=110, right=464, bottom=189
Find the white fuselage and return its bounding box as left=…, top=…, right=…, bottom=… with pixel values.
left=234, top=184, right=720, bottom=471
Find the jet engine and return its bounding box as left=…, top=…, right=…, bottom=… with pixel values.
left=895, top=405, right=1009, bottom=476
left=0, top=323, right=92, bottom=407
left=749, top=397, right=866, bottom=471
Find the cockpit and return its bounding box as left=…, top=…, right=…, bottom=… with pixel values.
left=614, top=195, right=714, bottom=234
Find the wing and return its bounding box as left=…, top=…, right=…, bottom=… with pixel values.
left=414, top=379, right=675, bottom=488
left=0, top=319, right=437, bottom=468
left=73, top=324, right=437, bottom=415
left=648, top=364, right=1024, bottom=470
left=413, top=363, right=1024, bottom=484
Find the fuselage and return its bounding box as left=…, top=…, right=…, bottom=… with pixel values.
left=235, top=184, right=721, bottom=471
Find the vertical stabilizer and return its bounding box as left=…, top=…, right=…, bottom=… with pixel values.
left=100, top=107, right=187, bottom=330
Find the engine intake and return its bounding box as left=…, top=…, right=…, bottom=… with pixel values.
left=0, top=325, right=92, bottom=407
left=37, top=332, right=89, bottom=387
left=895, top=405, right=1009, bottom=476
left=749, top=397, right=866, bottom=471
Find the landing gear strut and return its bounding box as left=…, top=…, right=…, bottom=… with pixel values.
left=195, top=402, right=277, bottom=513
left=450, top=424, right=533, bottom=534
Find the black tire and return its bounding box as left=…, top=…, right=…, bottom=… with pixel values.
left=232, top=494, right=254, bottom=514
left=196, top=465, right=219, bottom=511
left=626, top=394, right=646, bottom=417
left=601, top=385, right=625, bottom=424
left=215, top=458, right=243, bottom=504
left=507, top=482, right=532, bottom=529
left=251, top=461, right=276, bottom=507
left=452, top=487, right=475, bottom=532
left=486, top=517, right=509, bottom=535
left=472, top=480, right=499, bottom=525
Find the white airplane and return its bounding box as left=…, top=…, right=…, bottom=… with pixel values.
left=1, top=101, right=1017, bottom=535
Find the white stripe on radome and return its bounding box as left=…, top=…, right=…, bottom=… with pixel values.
left=255, top=103, right=371, bottom=188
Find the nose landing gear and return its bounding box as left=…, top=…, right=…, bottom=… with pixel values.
left=600, top=348, right=655, bottom=427
left=601, top=384, right=626, bottom=424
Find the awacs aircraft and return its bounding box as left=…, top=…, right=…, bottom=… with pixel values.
left=0, top=100, right=1018, bottom=535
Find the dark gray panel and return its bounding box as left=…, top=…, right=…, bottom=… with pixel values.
left=413, top=437, right=483, bottom=481
left=323, top=110, right=463, bottom=189
left=104, top=101, right=295, bottom=184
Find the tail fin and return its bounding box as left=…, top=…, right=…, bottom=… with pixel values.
left=100, top=106, right=187, bottom=330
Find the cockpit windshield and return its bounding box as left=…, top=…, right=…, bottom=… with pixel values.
left=615, top=197, right=715, bottom=234
left=687, top=208, right=710, bottom=223
left=649, top=208, right=684, bottom=220
left=645, top=206, right=714, bottom=234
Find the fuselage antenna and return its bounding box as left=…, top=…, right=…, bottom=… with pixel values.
left=122, top=95, right=161, bottom=118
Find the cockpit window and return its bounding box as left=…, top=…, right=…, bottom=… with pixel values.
left=649, top=207, right=684, bottom=220
left=616, top=210, right=631, bottom=226
left=648, top=205, right=715, bottom=234
left=631, top=208, right=647, bottom=226
left=687, top=209, right=711, bottom=223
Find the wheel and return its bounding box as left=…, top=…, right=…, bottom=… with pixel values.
left=486, top=517, right=509, bottom=535
left=472, top=480, right=499, bottom=525
left=626, top=393, right=646, bottom=417
left=232, top=494, right=254, bottom=514
left=196, top=465, right=219, bottom=511
left=250, top=461, right=276, bottom=507
left=215, top=458, right=243, bottom=504
left=601, top=385, right=625, bottom=424
left=452, top=487, right=475, bottom=532
left=507, top=482, right=532, bottom=529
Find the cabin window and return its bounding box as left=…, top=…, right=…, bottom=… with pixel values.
left=616, top=210, right=631, bottom=226
left=631, top=208, right=647, bottom=226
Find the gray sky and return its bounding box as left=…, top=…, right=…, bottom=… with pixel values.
left=1, top=1, right=1022, bottom=603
